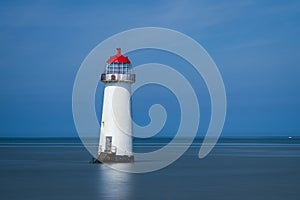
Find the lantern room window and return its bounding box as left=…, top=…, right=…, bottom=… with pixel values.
left=105, top=63, right=131, bottom=74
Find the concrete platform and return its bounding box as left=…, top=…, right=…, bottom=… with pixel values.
left=93, top=152, right=134, bottom=163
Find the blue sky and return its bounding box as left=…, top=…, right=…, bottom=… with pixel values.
left=0, top=0, right=299, bottom=137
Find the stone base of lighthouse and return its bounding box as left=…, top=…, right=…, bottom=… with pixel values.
left=93, top=153, right=134, bottom=163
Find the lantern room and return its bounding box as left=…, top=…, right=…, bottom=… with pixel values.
left=101, top=48, right=135, bottom=83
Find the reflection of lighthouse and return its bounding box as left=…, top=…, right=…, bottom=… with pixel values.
left=96, top=48, right=135, bottom=163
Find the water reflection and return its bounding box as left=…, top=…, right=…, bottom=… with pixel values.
left=97, top=164, right=133, bottom=199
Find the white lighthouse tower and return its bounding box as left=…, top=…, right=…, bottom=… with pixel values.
left=96, top=48, right=135, bottom=163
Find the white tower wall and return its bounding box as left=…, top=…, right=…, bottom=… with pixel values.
left=99, top=82, right=133, bottom=156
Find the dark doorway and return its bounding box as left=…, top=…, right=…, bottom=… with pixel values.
left=105, top=136, right=112, bottom=152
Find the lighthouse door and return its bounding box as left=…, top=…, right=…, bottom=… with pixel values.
left=105, top=136, right=112, bottom=152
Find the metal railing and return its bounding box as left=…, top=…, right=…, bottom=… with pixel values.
left=98, top=145, right=117, bottom=154
left=111, top=146, right=117, bottom=154
left=101, top=73, right=135, bottom=83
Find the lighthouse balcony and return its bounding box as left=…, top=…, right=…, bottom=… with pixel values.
left=101, top=73, right=135, bottom=83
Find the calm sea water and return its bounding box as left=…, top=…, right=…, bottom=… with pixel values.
left=0, top=137, right=300, bottom=200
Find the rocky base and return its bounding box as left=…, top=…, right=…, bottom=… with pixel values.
left=92, top=152, right=134, bottom=163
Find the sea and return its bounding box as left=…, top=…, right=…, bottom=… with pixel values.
left=0, top=137, right=300, bottom=200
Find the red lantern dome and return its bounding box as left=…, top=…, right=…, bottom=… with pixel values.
left=106, top=48, right=131, bottom=64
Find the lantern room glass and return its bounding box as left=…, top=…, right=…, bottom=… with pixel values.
left=105, top=63, right=131, bottom=74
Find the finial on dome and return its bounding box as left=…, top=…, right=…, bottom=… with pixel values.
left=117, top=48, right=121, bottom=55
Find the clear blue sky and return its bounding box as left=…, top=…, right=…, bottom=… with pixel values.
left=0, top=0, right=299, bottom=138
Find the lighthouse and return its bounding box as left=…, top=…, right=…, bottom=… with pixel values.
left=96, top=48, right=135, bottom=163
